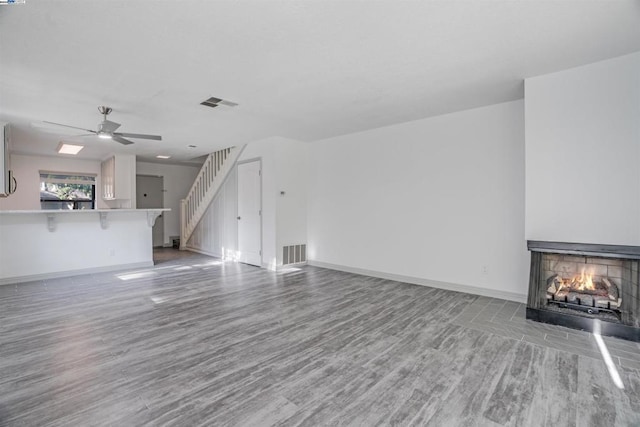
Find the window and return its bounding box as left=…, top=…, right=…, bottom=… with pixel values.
left=40, top=172, right=96, bottom=210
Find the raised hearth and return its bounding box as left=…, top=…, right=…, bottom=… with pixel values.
left=527, top=241, right=640, bottom=342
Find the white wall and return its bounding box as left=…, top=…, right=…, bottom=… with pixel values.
left=275, top=139, right=310, bottom=258
left=308, top=100, right=529, bottom=300
left=525, top=52, right=640, bottom=246
left=0, top=154, right=108, bottom=210
left=136, top=161, right=200, bottom=246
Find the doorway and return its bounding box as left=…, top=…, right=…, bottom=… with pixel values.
left=237, top=159, right=262, bottom=266
left=136, top=175, right=164, bottom=248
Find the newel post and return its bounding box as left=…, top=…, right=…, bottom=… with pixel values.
left=180, top=198, right=187, bottom=250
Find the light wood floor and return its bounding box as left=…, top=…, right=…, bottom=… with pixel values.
left=1, top=251, right=639, bottom=426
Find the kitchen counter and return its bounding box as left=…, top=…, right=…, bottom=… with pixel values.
left=0, top=208, right=170, bottom=285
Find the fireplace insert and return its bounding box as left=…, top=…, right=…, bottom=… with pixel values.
left=527, top=241, right=640, bottom=342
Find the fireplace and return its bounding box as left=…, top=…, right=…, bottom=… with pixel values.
left=527, top=241, right=640, bottom=342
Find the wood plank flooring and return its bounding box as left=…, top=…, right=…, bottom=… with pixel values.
left=1, top=252, right=639, bottom=426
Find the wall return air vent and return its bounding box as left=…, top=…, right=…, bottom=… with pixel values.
left=200, top=96, right=239, bottom=109
left=283, top=244, right=307, bottom=266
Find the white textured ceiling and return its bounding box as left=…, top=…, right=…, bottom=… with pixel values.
left=1, top=1, right=639, bottom=163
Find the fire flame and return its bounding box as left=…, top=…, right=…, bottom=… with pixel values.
left=569, top=268, right=595, bottom=291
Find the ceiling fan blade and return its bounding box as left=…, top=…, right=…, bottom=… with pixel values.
left=112, top=135, right=134, bottom=145
left=114, top=132, right=162, bottom=141
left=43, top=121, right=96, bottom=134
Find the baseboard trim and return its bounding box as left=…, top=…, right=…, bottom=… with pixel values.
left=308, top=260, right=527, bottom=303
left=276, top=262, right=307, bottom=271
left=183, top=246, right=222, bottom=259
left=0, top=261, right=155, bottom=286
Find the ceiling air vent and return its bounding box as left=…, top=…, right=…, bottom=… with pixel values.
left=200, top=96, right=238, bottom=109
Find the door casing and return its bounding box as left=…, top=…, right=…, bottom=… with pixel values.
left=236, top=158, right=262, bottom=267
left=136, top=174, right=164, bottom=248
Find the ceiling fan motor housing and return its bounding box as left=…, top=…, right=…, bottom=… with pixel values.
left=98, top=120, right=121, bottom=134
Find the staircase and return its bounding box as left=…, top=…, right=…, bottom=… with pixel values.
left=180, top=145, right=245, bottom=249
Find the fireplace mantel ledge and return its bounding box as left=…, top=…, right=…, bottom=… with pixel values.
left=527, top=240, right=640, bottom=260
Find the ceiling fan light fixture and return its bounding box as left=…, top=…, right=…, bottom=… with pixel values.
left=98, top=132, right=112, bottom=139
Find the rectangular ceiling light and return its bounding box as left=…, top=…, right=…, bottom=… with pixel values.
left=156, top=155, right=171, bottom=159
left=57, top=142, right=84, bottom=155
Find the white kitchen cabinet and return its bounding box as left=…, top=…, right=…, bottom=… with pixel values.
left=0, top=123, right=17, bottom=198
left=100, top=154, right=136, bottom=205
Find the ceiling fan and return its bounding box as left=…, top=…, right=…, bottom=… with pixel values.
left=43, top=106, right=162, bottom=145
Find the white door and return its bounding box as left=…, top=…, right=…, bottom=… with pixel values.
left=237, top=160, right=261, bottom=266
left=136, top=175, right=164, bottom=247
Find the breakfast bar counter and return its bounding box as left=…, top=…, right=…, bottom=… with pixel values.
left=0, top=209, right=169, bottom=285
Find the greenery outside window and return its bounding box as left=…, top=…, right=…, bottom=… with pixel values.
left=40, top=172, right=96, bottom=210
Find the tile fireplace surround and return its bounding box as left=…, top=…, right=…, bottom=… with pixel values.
left=527, top=241, right=640, bottom=342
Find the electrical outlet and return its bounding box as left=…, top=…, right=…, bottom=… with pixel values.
left=109, top=249, right=115, bottom=257
left=481, top=265, right=489, bottom=275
